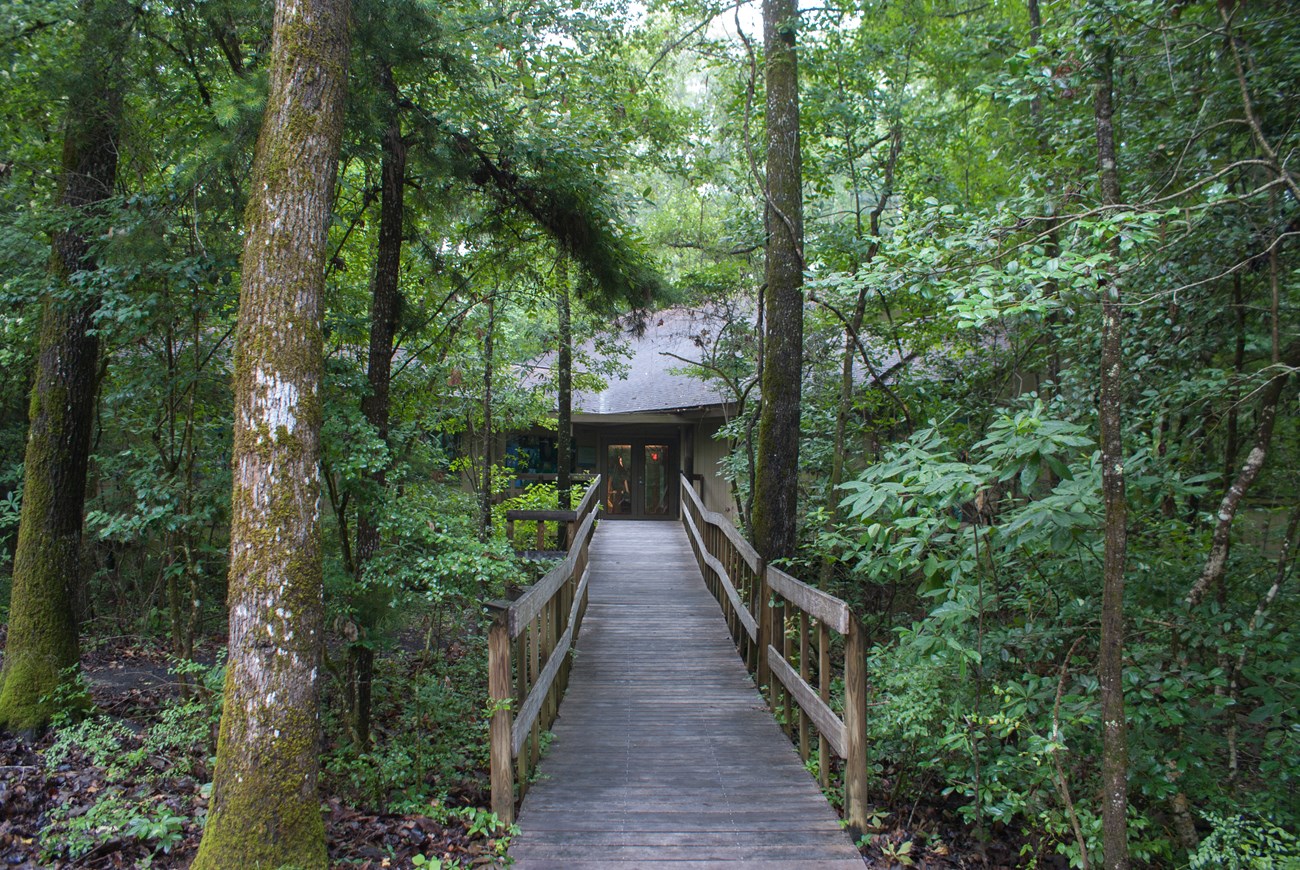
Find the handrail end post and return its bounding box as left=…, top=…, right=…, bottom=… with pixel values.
left=843, top=614, right=869, bottom=841
left=488, top=615, right=516, bottom=826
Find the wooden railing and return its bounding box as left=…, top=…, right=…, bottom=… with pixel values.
left=504, top=509, right=583, bottom=551
left=486, top=475, right=602, bottom=824
left=504, top=478, right=599, bottom=551
left=679, top=473, right=868, bottom=835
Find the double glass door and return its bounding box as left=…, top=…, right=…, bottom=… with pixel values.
left=605, top=441, right=672, bottom=518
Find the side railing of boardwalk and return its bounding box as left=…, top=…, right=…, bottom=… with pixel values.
left=679, top=474, right=868, bottom=835
left=486, top=476, right=602, bottom=825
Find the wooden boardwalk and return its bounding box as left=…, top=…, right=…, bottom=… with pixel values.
left=509, top=520, right=863, bottom=868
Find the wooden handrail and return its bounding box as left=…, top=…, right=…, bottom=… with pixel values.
left=504, top=476, right=602, bottom=551
left=488, top=475, right=601, bottom=824
left=678, top=473, right=869, bottom=837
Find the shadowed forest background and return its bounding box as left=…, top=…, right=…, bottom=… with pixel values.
left=0, top=0, right=1297, bottom=866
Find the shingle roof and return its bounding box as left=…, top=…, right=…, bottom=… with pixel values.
left=574, top=309, right=733, bottom=415
left=529, top=305, right=930, bottom=417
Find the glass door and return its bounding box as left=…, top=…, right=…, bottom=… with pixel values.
left=605, top=444, right=634, bottom=516
left=641, top=444, right=670, bottom=516
left=603, top=440, right=674, bottom=518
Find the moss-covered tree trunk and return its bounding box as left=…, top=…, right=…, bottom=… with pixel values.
left=750, top=0, right=804, bottom=563
left=191, top=0, right=349, bottom=865
left=349, top=81, right=406, bottom=751
left=0, top=0, right=132, bottom=735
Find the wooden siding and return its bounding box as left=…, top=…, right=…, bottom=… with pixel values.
left=691, top=417, right=738, bottom=520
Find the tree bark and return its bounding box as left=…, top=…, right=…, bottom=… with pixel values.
left=0, top=0, right=132, bottom=735
left=191, top=0, right=349, bottom=865
left=349, top=80, right=406, bottom=751
left=1093, top=41, right=1130, bottom=870
left=556, top=256, right=573, bottom=517
left=750, top=0, right=804, bottom=563
left=479, top=295, right=496, bottom=539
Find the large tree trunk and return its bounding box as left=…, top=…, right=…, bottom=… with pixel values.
left=349, top=88, right=407, bottom=751
left=750, top=0, right=804, bottom=563
left=1093, top=41, right=1130, bottom=870
left=191, top=0, right=349, bottom=865
left=0, top=0, right=132, bottom=735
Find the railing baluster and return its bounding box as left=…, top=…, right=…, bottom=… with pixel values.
left=529, top=613, right=541, bottom=772
left=730, top=546, right=741, bottom=647
left=513, top=628, right=527, bottom=798
left=757, top=558, right=771, bottom=696
left=798, top=610, right=810, bottom=762
left=780, top=602, right=793, bottom=736
left=818, top=619, right=830, bottom=789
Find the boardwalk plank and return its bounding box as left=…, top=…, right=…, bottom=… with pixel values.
left=510, top=521, right=863, bottom=868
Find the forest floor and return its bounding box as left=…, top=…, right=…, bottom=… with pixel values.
left=0, top=631, right=1045, bottom=869
left=0, top=633, right=507, bottom=869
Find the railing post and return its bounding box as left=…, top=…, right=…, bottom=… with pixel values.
left=843, top=614, right=869, bottom=839
left=818, top=620, right=831, bottom=789
left=488, top=613, right=515, bottom=824
left=756, top=558, right=770, bottom=696
left=798, top=611, right=810, bottom=761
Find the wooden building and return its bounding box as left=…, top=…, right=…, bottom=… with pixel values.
left=505, top=309, right=741, bottom=522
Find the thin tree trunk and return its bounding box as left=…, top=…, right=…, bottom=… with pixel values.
left=1224, top=276, right=1246, bottom=485
left=0, top=0, right=132, bottom=734
left=1227, top=498, right=1300, bottom=781
left=349, top=82, right=406, bottom=751
left=479, top=295, right=496, bottom=539
left=1028, top=0, right=1062, bottom=396
left=818, top=330, right=855, bottom=586
left=819, top=123, right=900, bottom=585
left=1185, top=342, right=1300, bottom=609
left=556, top=256, right=573, bottom=518
left=750, top=0, right=804, bottom=562
left=192, top=0, right=349, bottom=865
left=1093, top=42, right=1130, bottom=870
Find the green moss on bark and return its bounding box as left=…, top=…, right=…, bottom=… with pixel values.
left=0, top=1, right=132, bottom=731
left=192, top=662, right=327, bottom=869
left=192, top=0, right=348, bottom=865
left=0, top=306, right=85, bottom=733
left=751, top=0, right=805, bottom=563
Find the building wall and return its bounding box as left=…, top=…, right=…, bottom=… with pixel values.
left=692, top=416, right=738, bottom=521
left=484, top=412, right=740, bottom=522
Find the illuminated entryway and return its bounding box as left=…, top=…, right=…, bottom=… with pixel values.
left=603, top=440, right=674, bottom=518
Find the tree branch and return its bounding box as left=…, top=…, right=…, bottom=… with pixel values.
left=808, top=293, right=914, bottom=428
left=1221, top=6, right=1300, bottom=203
left=1186, top=343, right=1300, bottom=608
